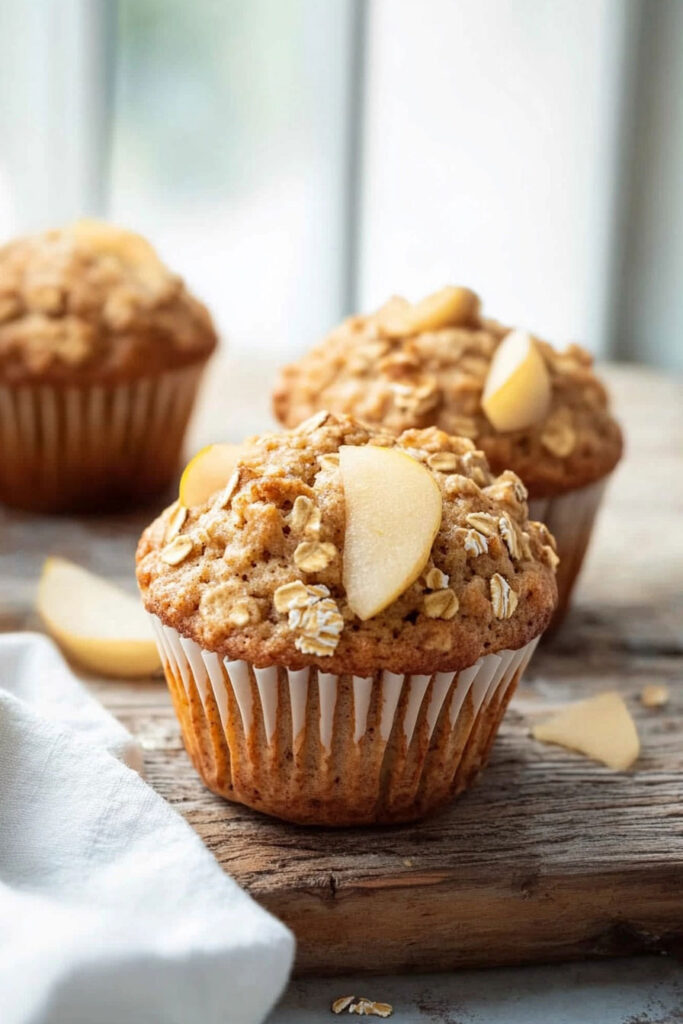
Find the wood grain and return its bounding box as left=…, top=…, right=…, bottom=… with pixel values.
left=1, top=362, right=682, bottom=975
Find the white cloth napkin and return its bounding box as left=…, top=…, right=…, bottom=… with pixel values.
left=0, top=632, right=294, bottom=1024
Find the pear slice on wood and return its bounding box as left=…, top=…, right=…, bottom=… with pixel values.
left=37, top=557, right=160, bottom=678
left=532, top=692, right=640, bottom=770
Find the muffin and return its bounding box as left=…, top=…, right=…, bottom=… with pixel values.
left=136, top=411, right=557, bottom=825
left=273, top=287, right=622, bottom=626
left=0, top=220, right=217, bottom=513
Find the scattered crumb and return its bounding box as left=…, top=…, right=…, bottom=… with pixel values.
left=351, top=1000, right=393, bottom=1018
left=332, top=996, right=393, bottom=1017
left=640, top=684, right=670, bottom=709
left=402, top=857, right=414, bottom=867
left=332, top=996, right=356, bottom=1014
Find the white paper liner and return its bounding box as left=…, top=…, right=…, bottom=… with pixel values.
left=150, top=614, right=541, bottom=824
left=529, top=477, right=607, bottom=625
left=0, top=365, right=203, bottom=511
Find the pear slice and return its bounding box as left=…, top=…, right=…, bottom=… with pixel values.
left=340, top=445, right=442, bottom=620
left=482, top=329, right=552, bottom=432
left=532, top=691, right=640, bottom=770
left=377, top=286, right=478, bottom=337
left=179, top=443, right=248, bottom=508
left=67, top=219, right=167, bottom=292
left=37, top=557, right=160, bottom=678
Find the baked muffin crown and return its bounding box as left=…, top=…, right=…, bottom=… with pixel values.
left=0, top=221, right=217, bottom=384
left=272, top=288, right=623, bottom=498
left=136, top=412, right=557, bottom=676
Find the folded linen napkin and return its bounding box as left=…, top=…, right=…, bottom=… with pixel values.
left=0, top=632, right=294, bottom=1024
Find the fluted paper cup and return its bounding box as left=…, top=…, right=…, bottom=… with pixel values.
left=0, top=364, right=205, bottom=513
left=529, top=478, right=607, bottom=630
left=150, top=615, right=540, bottom=826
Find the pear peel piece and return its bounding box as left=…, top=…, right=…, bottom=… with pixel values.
left=532, top=691, right=640, bottom=770
left=37, top=557, right=160, bottom=678
left=340, top=445, right=443, bottom=621
left=179, top=443, right=248, bottom=508
left=482, top=329, right=552, bottom=432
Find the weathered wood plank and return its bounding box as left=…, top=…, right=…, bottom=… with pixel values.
left=83, top=630, right=683, bottom=975
left=1, top=363, right=682, bottom=975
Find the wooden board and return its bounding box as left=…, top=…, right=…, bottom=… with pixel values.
left=2, top=362, right=682, bottom=976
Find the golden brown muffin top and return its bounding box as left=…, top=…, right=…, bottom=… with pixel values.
left=272, top=289, right=623, bottom=498
left=136, top=412, right=557, bottom=676
left=0, top=221, right=217, bottom=384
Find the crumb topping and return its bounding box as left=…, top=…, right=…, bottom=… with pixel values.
left=0, top=221, right=217, bottom=383
left=273, top=289, right=623, bottom=497
left=137, top=413, right=557, bottom=674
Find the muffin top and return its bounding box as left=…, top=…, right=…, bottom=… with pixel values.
left=272, top=288, right=623, bottom=498
left=136, top=412, right=557, bottom=676
left=0, top=220, right=217, bottom=384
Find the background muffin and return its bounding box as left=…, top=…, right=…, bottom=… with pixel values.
left=0, top=220, right=217, bottom=513
left=272, top=288, right=622, bottom=626
left=137, top=411, right=557, bottom=825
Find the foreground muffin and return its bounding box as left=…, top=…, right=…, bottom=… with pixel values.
left=137, top=411, right=557, bottom=825
left=273, top=288, right=622, bottom=626
left=0, top=220, right=217, bottom=513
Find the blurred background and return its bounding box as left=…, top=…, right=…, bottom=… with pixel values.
left=0, top=0, right=681, bottom=368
